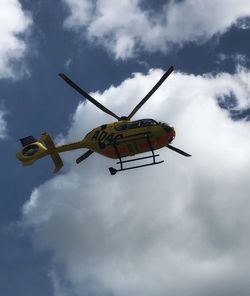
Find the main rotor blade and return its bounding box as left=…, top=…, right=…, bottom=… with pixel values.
left=59, top=73, right=120, bottom=120
left=127, top=66, right=174, bottom=120
left=76, top=149, right=94, bottom=164
left=166, top=144, right=191, bottom=157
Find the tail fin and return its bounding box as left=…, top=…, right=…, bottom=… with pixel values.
left=20, top=135, right=37, bottom=147
left=39, top=132, right=63, bottom=173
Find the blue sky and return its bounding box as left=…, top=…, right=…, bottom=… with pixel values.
left=1, top=1, right=250, bottom=295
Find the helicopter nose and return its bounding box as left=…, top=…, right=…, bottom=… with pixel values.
left=161, top=122, right=174, bottom=133
left=164, top=125, right=174, bottom=133
left=161, top=123, right=175, bottom=141
left=168, top=127, right=176, bottom=143
left=169, top=127, right=176, bottom=140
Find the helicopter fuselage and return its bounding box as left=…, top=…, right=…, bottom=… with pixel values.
left=83, top=118, right=176, bottom=159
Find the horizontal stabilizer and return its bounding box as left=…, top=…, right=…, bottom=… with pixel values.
left=51, top=152, right=63, bottom=173
left=166, top=144, right=191, bottom=157
left=40, top=132, right=64, bottom=173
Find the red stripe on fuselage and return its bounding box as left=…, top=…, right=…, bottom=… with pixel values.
left=101, top=146, right=127, bottom=158
left=100, top=130, right=175, bottom=159
left=139, top=130, right=175, bottom=149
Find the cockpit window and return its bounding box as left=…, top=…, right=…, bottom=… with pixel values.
left=115, top=123, right=128, bottom=131
left=115, top=119, right=158, bottom=131
left=127, top=120, right=140, bottom=129
left=115, top=120, right=141, bottom=131
left=141, top=119, right=158, bottom=126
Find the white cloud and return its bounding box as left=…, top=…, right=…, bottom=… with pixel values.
left=237, top=16, right=250, bottom=29
left=0, top=105, right=7, bottom=139
left=216, top=53, right=250, bottom=70
left=22, top=66, right=250, bottom=295
left=61, top=0, right=250, bottom=59
left=0, top=0, right=32, bottom=79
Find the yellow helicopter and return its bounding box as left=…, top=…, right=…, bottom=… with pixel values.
left=16, top=66, right=191, bottom=175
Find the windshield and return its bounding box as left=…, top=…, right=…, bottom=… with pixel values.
left=115, top=119, right=158, bottom=131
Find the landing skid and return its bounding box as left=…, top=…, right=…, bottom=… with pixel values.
left=108, top=135, right=164, bottom=175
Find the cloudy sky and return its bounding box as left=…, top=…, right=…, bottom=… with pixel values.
left=1, top=0, right=250, bottom=295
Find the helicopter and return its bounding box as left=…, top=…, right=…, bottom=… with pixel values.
left=16, top=65, right=191, bottom=175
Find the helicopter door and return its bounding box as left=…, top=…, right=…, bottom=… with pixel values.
left=126, top=121, right=141, bottom=155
